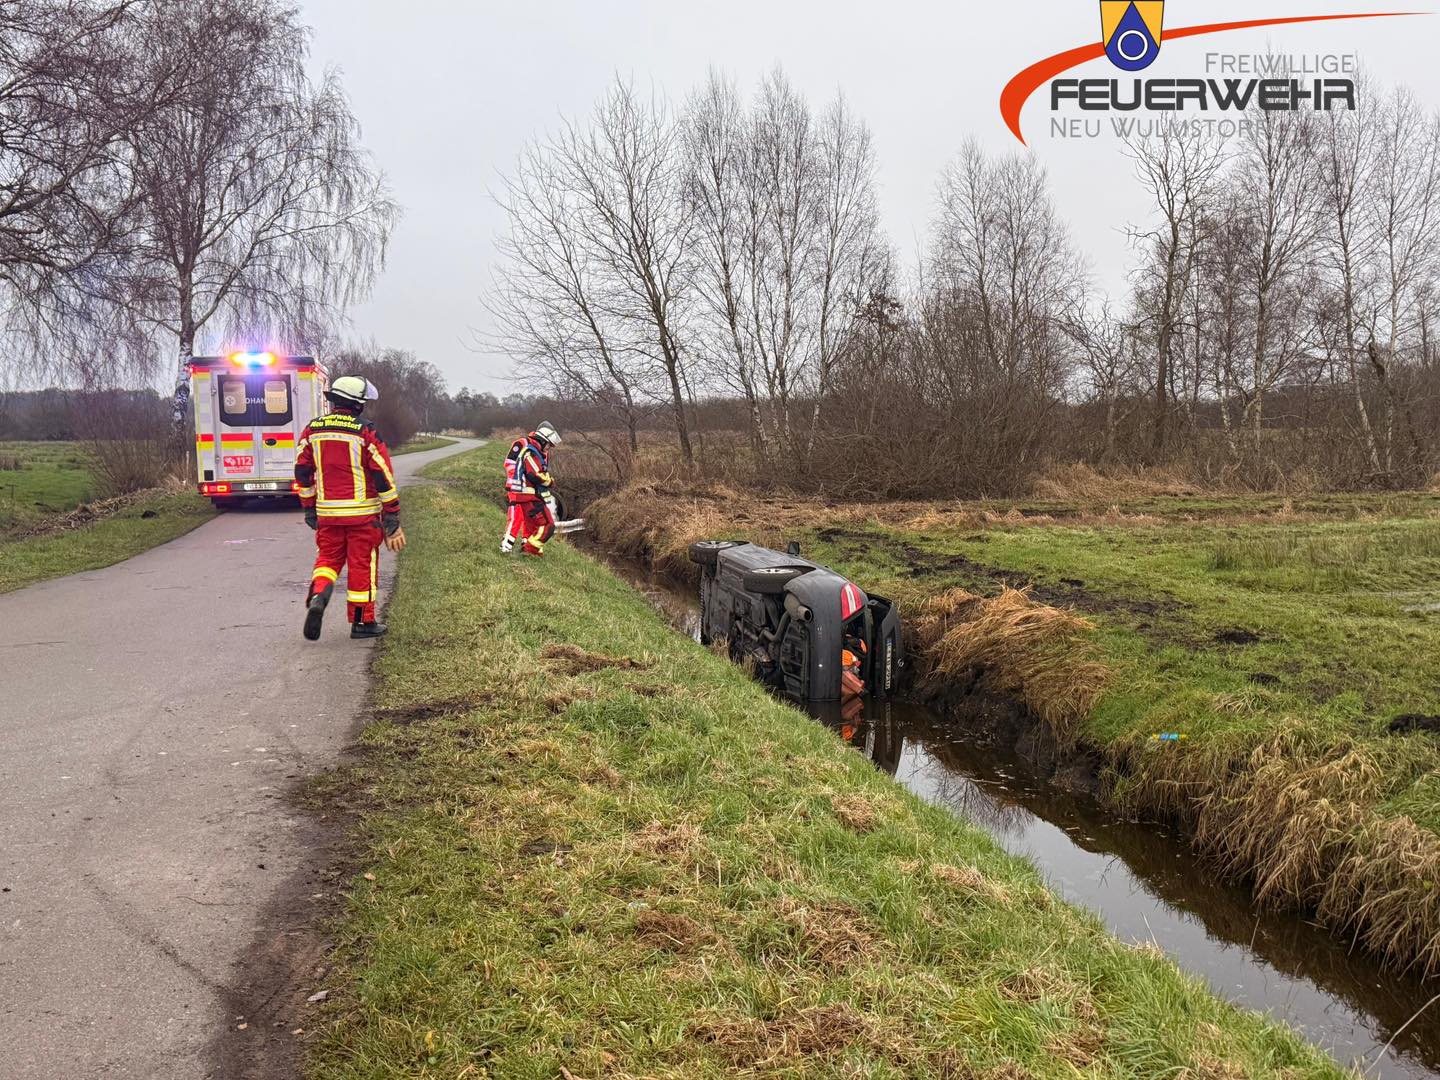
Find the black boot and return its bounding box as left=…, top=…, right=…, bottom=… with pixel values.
left=351, top=610, right=388, bottom=639
left=303, top=583, right=333, bottom=641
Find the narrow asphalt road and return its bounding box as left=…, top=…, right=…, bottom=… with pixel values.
left=0, top=437, right=481, bottom=1079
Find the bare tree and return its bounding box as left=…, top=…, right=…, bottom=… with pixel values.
left=0, top=0, right=191, bottom=384
left=0, top=1, right=148, bottom=278
left=684, top=69, right=883, bottom=466
left=573, top=78, right=696, bottom=465
left=493, top=77, right=697, bottom=467
left=1365, top=85, right=1440, bottom=477
left=95, top=0, right=396, bottom=414
left=1062, top=299, right=1140, bottom=463
left=1235, top=108, right=1324, bottom=455
left=923, top=142, right=1084, bottom=485
left=932, top=142, right=1082, bottom=407
left=1124, top=127, right=1225, bottom=457
left=1315, top=76, right=1384, bottom=475
left=806, top=93, right=884, bottom=455
left=684, top=71, right=768, bottom=458
left=489, top=134, right=653, bottom=462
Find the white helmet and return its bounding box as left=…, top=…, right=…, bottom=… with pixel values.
left=328, top=375, right=379, bottom=408
left=534, top=421, right=562, bottom=446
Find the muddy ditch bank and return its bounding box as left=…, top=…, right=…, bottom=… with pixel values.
left=567, top=525, right=1440, bottom=1080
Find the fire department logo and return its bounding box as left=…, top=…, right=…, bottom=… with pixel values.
left=1103, top=1, right=1165, bottom=71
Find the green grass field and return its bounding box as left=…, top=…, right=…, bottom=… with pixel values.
left=0, top=441, right=100, bottom=533
left=392, top=435, right=458, bottom=456
left=305, top=449, right=1349, bottom=1080
left=0, top=441, right=214, bottom=594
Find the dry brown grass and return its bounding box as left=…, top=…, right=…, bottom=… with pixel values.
left=1028, top=462, right=1203, bottom=502
left=775, top=897, right=878, bottom=969
left=633, top=909, right=710, bottom=953
left=540, top=643, right=650, bottom=674
left=912, top=587, right=1112, bottom=749
left=629, top=820, right=703, bottom=861
left=693, top=1002, right=875, bottom=1065
left=931, top=862, right=1011, bottom=903
left=999, top=966, right=1085, bottom=1007
left=1120, top=728, right=1440, bottom=976
left=583, top=479, right=1353, bottom=576
left=830, top=793, right=880, bottom=833
left=585, top=481, right=791, bottom=579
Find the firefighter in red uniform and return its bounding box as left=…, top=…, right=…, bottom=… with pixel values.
left=295, top=376, right=407, bottom=640
left=501, top=422, right=562, bottom=557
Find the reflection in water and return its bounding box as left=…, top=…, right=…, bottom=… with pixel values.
left=601, top=550, right=1440, bottom=1079
left=832, top=701, right=1440, bottom=1080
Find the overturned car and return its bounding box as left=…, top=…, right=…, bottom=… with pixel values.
left=689, top=540, right=904, bottom=704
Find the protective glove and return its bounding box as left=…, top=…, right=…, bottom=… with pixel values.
left=381, top=513, right=406, bottom=552
left=500, top=536, right=515, bottom=554
left=304, top=507, right=317, bottom=531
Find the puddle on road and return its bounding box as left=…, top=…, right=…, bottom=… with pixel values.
left=601, top=550, right=1440, bottom=1079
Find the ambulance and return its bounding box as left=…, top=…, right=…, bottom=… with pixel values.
left=189, top=352, right=328, bottom=507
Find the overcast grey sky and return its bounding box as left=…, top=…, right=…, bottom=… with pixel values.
left=297, top=0, right=1440, bottom=395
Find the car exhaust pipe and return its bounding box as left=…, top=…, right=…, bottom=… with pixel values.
left=784, top=593, right=812, bottom=623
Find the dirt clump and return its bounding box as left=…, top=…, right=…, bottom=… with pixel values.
left=633, top=909, right=709, bottom=953
left=693, top=1002, right=873, bottom=1064
left=372, top=695, right=494, bottom=726
left=543, top=687, right=598, bottom=714
left=776, top=898, right=876, bottom=968
left=630, top=821, right=701, bottom=860
left=519, top=837, right=573, bottom=859
left=540, top=643, right=650, bottom=674
left=1390, top=714, right=1440, bottom=734
left=1213, top=628, right=1260, bottom=646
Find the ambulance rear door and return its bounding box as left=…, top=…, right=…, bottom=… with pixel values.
left=216, top=369, right=295, bottom=483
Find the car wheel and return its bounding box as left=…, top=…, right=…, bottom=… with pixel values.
left=743, top=565, right=811, bottom=595
left=689, top=539, right=746, bottom=566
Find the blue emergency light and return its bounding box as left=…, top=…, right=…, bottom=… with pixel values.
left=229, top=351, right=278, bottom=367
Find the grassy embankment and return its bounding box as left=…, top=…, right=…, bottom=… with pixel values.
left=306, top=447, right=1349, bottom=1079
left=573, top=459, right=1440, bottom=980
left=392, top=435, right=459, bottom=456
left=0, top=441, right=214, bottom=594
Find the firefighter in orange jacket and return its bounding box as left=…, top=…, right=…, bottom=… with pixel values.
left=501, top=422, right=561, bottom=557
left=295, top=376, right=406, bottom=640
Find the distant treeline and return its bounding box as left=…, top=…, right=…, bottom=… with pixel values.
left=0, top=376, right=516, bottom=450
left=0, top=389, right=167, bottom=441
